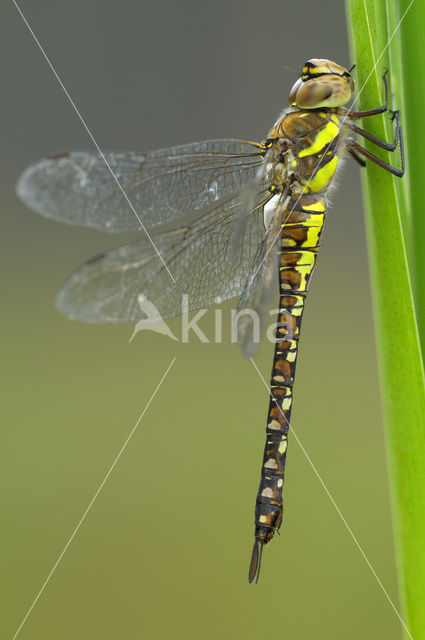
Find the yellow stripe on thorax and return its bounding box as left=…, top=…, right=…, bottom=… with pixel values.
left=304, top=156, right=338, bottom=193
left=302, top=198, right=325, bottom=212
left=298, top=121, right=339, bottom=158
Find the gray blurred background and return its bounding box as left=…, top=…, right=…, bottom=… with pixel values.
left=2, top=1, right=401, bottom=638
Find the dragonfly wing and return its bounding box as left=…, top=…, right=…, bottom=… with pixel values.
left=56, top=186, right=270, bottom=323
left=236, top=195, right=286, bottom=357
left=16, top=140, right=264, bottom=232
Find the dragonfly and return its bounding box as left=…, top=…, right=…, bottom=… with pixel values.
left=17, top=58, right=404, bottom=583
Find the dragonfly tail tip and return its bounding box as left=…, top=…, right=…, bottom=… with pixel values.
left=248, top=540, right=263, bottom=584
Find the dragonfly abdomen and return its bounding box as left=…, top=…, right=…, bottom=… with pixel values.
left=249, top=195, right=326, bottom=583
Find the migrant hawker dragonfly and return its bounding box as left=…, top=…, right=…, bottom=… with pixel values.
left=17, top=58, right=404, bottom=583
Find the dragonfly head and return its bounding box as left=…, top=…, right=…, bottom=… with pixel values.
left=288, top=58, right=355, bottom=109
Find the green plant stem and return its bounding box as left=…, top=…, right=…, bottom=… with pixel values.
left=398, top=0, right=425, bottom=360
left=347, top=1, right=425, bottom=637
left=385, top=0, right=411, bottom=255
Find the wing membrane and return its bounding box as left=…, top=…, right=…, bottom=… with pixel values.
left=16, top=140, right=264, bottom=232
left=56, top=185, right=270, bottom=322
left=236, top=196, right=285, bottom=356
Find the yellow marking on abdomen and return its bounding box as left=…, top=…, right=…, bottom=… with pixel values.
left=284, top=225, right=321, bottom=249
left=262, top=488, right=274, bottom=499
left=281, top=395, right=293, bottom=409
left=283, top=211, right=325, bottom=226
left=279, top=250, right=316, bottom=270
left=268, top=419, right=282, bottom=431
left=280, top=264, right=315, bottom=291
left=278, top=440, right=288, bottom=454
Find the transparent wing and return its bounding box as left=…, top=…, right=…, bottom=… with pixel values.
left=16, top=140, right=264, bottom=232
left=236, top=196, right=285, bottom=356
left=56, top=185, right=271, bottom=323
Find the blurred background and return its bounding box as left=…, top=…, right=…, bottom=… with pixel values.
left=2, top=1, right=402, bottom=638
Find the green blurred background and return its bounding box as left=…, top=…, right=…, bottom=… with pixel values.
left=2, top=1, right=402, bottom=637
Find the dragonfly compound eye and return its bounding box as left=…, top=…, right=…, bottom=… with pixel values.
left=289, top=74, right=353, bottom=109
left=288, top=58, right=355, bottom=109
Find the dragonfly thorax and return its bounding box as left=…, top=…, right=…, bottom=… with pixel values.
left=260, top=60, right=355, bottom=199
left=265, top=108, right=345, bottom=197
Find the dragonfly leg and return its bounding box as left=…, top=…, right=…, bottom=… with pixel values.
left=345, top=68, right=389, bottom=118
left=346, top=133, right=405, bottom=177
left=347, top=146, right=366, bottom=167
left=350, top=109, right=401, bottom=152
